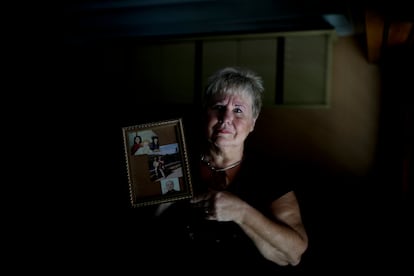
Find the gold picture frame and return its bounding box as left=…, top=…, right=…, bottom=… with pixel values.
left=122, top=118, right=193, bottom=207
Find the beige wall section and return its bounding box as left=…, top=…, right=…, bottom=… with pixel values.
left=248, top=36, right=382, bottom=175
left=201, top=40, right=239, bottom=90
left=128, top=31, right=333, bottom=106
left=284, top=35, right=329, bottom=105
left=201, top=38, right=277, bottom=105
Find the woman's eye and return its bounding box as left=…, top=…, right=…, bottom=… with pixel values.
left=212, top=105, right=225, bottom=111
left=234, top=108, right=243, bottom=113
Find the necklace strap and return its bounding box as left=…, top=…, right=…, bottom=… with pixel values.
left=201, top=155, right=243, bottom=172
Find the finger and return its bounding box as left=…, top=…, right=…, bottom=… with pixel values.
left=190, top=191, right=213, bottom=203
left=203, top=205, right=216, bottom=220
left=190, top=195, right=205, bottom=204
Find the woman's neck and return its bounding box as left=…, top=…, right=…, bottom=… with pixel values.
left=204, top=145, right=244, bottom=170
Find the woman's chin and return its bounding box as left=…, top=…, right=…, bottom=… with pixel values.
left=212, top=138, right=235, bottom=148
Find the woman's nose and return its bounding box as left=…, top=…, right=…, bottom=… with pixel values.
left=221, top=108, right=233, bottom=123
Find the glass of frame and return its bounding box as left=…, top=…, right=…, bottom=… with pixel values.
left=122, top=118, right=193, bottom=207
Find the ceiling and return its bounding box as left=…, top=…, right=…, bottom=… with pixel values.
left=64, top=0, right=413, bottom=63
left=64, top=0, right=367, bottom=43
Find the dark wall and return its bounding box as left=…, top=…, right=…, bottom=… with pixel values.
left=64, top=40, right=200, bottom=208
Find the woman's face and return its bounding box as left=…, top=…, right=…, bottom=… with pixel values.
left=206, top=93, right=256, bottom=149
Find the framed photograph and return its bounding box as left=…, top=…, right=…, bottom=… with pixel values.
left=122, top=118, right=193, bottom=207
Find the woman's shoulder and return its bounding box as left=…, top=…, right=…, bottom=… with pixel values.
left=242, top=152, right=291, bottom=177
left=243, top=151, right=299, bottom=178
left=237, top=151, right=297, bottom=203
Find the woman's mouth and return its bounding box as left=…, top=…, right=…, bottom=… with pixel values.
left=216, top=128, right=232, bottom=134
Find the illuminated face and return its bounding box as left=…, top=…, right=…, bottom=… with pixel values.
left=166, top=181, right=174, bottom=190
left=206, top=93, right=256, bottom=149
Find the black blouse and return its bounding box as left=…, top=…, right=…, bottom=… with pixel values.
left=147, top=152, right=301, bottom=273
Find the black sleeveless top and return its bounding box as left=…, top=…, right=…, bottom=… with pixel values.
left=148, top=152, right=302, bottom=273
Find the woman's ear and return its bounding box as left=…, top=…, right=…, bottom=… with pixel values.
left=250, top=118, right=256, bottom=132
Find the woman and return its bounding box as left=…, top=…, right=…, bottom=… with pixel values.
left=130, top=135, right=142, bottom=155
left=153, top=67, right=308, bottom=272
left=149, top=136, right=160, bottom=151
left=153, top=156, right=166, bottom=178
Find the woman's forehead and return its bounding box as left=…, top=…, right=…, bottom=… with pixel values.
left=213, top=91, right=252, bottom=104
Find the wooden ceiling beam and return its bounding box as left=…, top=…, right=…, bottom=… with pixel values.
left=365, top=9, right=413, bottom=63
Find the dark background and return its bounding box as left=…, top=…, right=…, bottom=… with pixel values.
left=64, top=1, right=412, bottom=273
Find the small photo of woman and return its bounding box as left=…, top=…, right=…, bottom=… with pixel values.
left=161, top=178, right=180, bottom=195
left=131, top=135, right=142, bottom=155
left=149, top=136, right=160, bottom=152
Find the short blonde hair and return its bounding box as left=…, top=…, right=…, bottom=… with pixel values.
left=203, top=66, right=264, bottom=119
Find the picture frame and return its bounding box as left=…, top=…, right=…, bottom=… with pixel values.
left=122, top=118, right=193, bottom=207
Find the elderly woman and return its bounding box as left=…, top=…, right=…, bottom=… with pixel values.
left=154, top=67, right=308, bottom=273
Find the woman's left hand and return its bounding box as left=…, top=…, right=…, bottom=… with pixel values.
left=191, top=190, right=246, bottom=222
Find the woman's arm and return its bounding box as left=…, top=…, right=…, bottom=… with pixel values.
left=209, top=190, right=308, bottom=266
